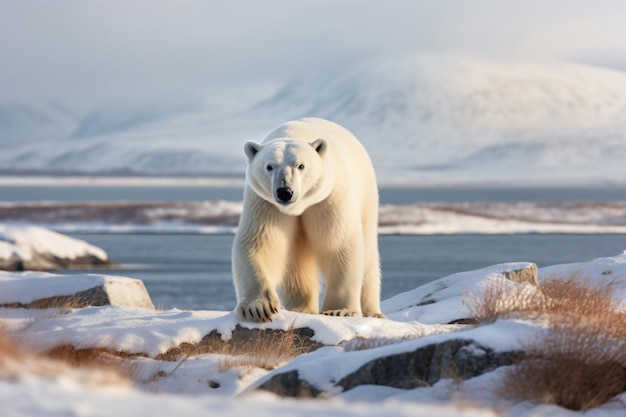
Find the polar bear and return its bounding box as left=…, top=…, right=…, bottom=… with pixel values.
left=231, top=117, right=384, bottom=323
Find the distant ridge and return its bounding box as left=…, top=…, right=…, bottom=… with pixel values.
left=2, top=55, right=626, bottom=185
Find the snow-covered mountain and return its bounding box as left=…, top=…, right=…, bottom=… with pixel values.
left=258, top=55, right=626, bottom=184
left=3, top=55, right=626, bottom=185
left=0, top=102, right=77, bottom=147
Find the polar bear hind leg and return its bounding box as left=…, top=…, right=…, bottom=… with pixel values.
left=318, top=237, right=365, bottom=317
left=279, top=225, right=319, bottom=314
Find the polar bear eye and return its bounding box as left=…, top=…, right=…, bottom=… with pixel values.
left=266, top=165, right=273, bottom=171
left=297, top=164, right=305, bottom=170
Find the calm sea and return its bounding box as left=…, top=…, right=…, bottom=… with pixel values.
left=2, top=184, right=626, bottom=204
left=2, top=184, right=625, bottom=311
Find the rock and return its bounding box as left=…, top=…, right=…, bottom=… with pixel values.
left=0, top=271, right=154, bottom=309
left=257, top=370, right=323, bottom=398
left=504, top=263, right=538, bottom=286
left=381, top=262, right=538, bottom=324
left=336, top=339, right=516, bottom=391
left=0, top=225, right=112, bottom=271
left=257, top=338, right=517, bottom=397
left=155, top=325, right=323, bottom=361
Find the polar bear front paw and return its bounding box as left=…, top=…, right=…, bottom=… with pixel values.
left=236, top=291, right=281, bottom=323
left=321, top=309, right=360, bottom=317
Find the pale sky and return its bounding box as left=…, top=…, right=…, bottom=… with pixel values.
left=2, top=0, right=626, bottom=108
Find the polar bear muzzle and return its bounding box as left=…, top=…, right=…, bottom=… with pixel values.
left=275, top=187, right=294, bottom=204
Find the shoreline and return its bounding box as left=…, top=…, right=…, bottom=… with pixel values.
left=1, top=174, right=626, bottom=189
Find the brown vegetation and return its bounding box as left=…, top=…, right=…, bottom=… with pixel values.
left=217, top=326, right=313, bottom=372
left=155, top=325, right=317, bottom=374
left=0, top=328, right=128, bottom=385
left=466, top=271, right=626, bottom=410
left=1, top=319, right=318, bottom=391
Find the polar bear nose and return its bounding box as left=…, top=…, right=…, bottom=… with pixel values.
left=276, top=187, right=294, bottom=203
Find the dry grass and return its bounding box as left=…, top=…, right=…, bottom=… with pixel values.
left=465, top=270, right=623, bottom=325
left=153, top=324, right=319, bottom=374
left=0, top=328, right=23, bottom=378
left=2, top=320, right=316, bottom=390
left=43, top=344, right=140, bottom=378
left=503, top=319, right=626, bottom=411
left=0, top=328, right=128, bottom=386
left=39, top=327, right=310, bottom=381
left=217, top=328, right=306, bottom=372
left=465, top=270, right=626, bottom=410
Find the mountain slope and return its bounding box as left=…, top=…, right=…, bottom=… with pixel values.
left=2, top=55, right=626, bottom=184
left=255, top=55, right=626, bottom=183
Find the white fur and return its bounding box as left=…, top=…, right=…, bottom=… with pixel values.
left=232, top=118, right=384, bottom=322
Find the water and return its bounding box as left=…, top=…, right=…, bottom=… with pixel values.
left=67, top=233, right=626, bottom=312
left=2, top=184, right=625, bottom=311
left=0, top=185, right=244, bottom=203
left=2, top=184, right=626, bottom=204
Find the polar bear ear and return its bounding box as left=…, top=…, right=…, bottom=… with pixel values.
left=244, top=141, right=262, bottom=161
left=310, top=138, right=327, bottom=157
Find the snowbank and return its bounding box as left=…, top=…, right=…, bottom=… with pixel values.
left=0, top=224, right=111, bottom=270
left=0, top=271, right=154, bottom=309
left=1, top=251, right=626, bottom=416
left=381, top=262, right=537, bottom=324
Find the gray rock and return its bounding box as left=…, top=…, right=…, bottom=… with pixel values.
left=338, top=339, right=516, bottom=391
left=504, top=263, right=538, bottom=286
left=257, top=338, right=517, bottom=397
left=156, top=325, right=323, bottom=361
left=0, top=273, right=155, bottom=309
left=256, top=370, right=323, bottom=398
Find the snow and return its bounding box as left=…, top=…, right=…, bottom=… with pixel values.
left=0, top=271, right=153, bottom=310
left=2, top=200, right=626, bottom=235
left=247, top=318, right=541, bottom=397
left=381, top=262, right=536, bottom=324
left=0, top=224, right=109, bottom=264
left=0, top=377, right=497, bottom=417
left=12, top=305, right=447, bottom=358
left=4, top=55, right=626, bottom=185
left=2, top=252, right=626, bottom=416
left=0, top=271, right=123, bottom=304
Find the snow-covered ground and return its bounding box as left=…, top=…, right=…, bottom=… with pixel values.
left=3, top=55, right=626, bottom=185
left=1, top=252, right=626, bottom=416
left=1, top=200, right=625, bottom=235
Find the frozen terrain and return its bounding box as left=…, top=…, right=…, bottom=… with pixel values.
left=1, top=252, right=626, bottom=416
left=1, top=200, right=625, bottom=235
left=3, top=55, right=626, bottom=185
left=0, top=224, right=111, bottom=270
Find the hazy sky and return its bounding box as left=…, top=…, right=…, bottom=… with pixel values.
left=2, top=0, right=626, bottom=107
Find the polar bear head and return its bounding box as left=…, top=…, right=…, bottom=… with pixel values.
left=243, top=138, right=334, bottom=216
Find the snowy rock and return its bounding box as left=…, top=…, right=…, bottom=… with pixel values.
left=257, top=338, right=517, bottom=398
left=252, top=319, right=536, bottom=398
left=381, top=262, right=538, bottom=324
left=155, top=325, right=324, bottom=361
left=335, top=339, right=515, bottom=391
left=504, top=263, right=538, bottom=285
left=13, top=308, right=450, bottom=358
left=0, top=225, right=111, bottom=271
left=0, top=271, right=154, bottom=309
